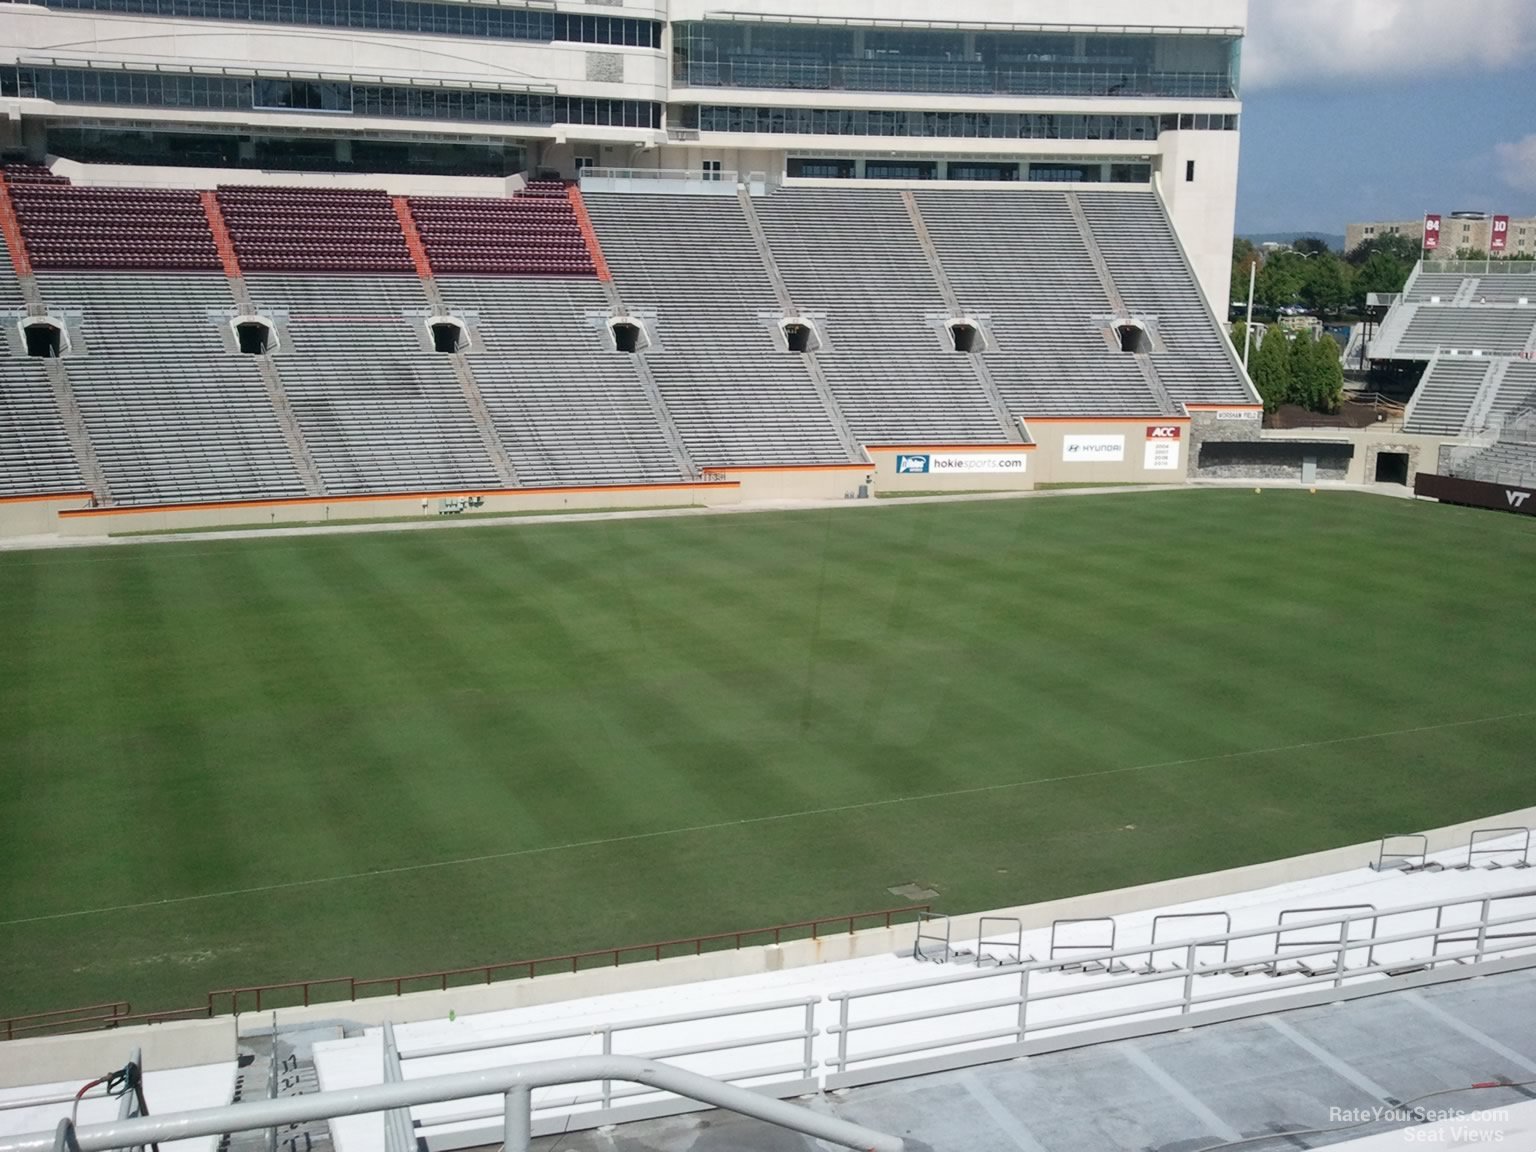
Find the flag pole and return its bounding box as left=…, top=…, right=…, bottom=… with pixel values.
left=1242, top=259, right=1257, bottom=373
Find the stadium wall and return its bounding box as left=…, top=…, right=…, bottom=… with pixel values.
left=44, top=158, right=518, bottom=199
left=35, top=482, right=739, bottom=538
left=0, top=493, right=94, bottom=535
left=0, top=467, right=885, bottom=538
left=1247, top=427, right=1454, bottom=485
left=0, top=1018, right=234, bottom=1088
left=1026, top=419, right=1193, bottom=485
left=1156, top=128, right=1242, bottom=314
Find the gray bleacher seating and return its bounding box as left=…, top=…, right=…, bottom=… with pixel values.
left=0, top=362, right=86, bottom=497
left=1467, top=276, right=1536, bottom=305
left=2, top=233, right=88, bottom=497
left=35, top=272, right=305, bottom=504
left=0, top=253, right=22, bottom=307
left=915, top=190, right=1162, bottom=417
left=1401, top=270, right=1536, bottom=306
left=583, top=193, right=853, bottom=467
left=247, top=275, right=502, bottom=495
left=1486, top=360, right=1536, bottom=428
left=754, top=188, right=1010, bottom=444
left=1452, top=439, right=1536, bottom=486
left=1395, top=308, right=1536, bottom=357
left=436, top=277, right=685, bottom=487
left=1403, top=359, right=1493, bottom=435
left=1402, top=274, right=1468, bottom=303
left=1077, top=191, right=1255, bottom=409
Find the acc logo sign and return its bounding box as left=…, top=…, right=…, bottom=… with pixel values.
left=1146, top=425, right=1182, bottom=440
left=896, top=454, right=931, bottom=474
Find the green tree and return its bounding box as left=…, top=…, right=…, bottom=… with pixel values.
left=1231, top=238, right=1260, bottom=305
left=1257, top=251, right=1304, bottom=312
left=1229, top=320, right=1253, bottom=361
left=1345, top=232, right=1421, bottom=267
left=1351, top=250, right=1414, bottom=310
left=1293, top=236, right=1333, bottom=257
left=1455, top=247, right=1489, bottom=261
left=1282, top=329, right=1346, bottom=414
left=1287, top=327, right=1316, bottom=407
left=1309, top=329, right=1345, bottom=413
left=1251, top=325, right=1292, bottom=413
left=1300, top=252, right=1351, bottom=317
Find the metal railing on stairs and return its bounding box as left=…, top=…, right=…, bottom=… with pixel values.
left=0, top=1057, right=904, bottom=1152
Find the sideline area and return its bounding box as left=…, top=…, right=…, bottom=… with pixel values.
left=0, top=480, right=1416, bottom=553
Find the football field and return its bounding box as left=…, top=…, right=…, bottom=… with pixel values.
left=3, top=488, right=1536, bottom=1019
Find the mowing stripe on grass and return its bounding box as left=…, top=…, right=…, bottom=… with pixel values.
left=6, top=706, right=1532, bottom=930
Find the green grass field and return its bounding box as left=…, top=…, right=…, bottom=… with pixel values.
left=4, top=489, right=1536, bottom=1019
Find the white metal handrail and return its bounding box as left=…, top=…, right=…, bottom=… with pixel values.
left=826, top=891, right=1536, bottom=1079
left=0, top=1057, right=903, bottom=1152
left=394, top=995, right=818, bottom=1127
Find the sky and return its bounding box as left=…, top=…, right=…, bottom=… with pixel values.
left=1236, top=0, right=1536, bottom=236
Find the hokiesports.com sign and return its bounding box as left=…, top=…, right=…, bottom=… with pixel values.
left=895, top=453, right=1028, bottom=474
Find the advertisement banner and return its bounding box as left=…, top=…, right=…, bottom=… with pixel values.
left=1415, top=472, right=1536, bottom=517
left=1062, top=435, right=1125, bottom=463
left=1491, top=215, right=1510, bottom=253
left=895, top=453, right=1027, bottom=474
left=1144, top=425, right=1182, bottom=470
left=1423, top=214, right=1441, bottom=251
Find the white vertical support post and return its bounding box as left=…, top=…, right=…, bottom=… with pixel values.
left=836, top=997, right=850, bottom=1073
left=1334, top=916, right=1350, bottom=989
left=1016, top=967, right=1030, bottom=1044
left=802, top=1001, right=816, bottom=1081
left=600, top=1028, right=612, bottom=1112
left=1182, top=944, right=1197, bottom=1013
left=1477, top=897, right=1491, bottom=959
left=267, top=1022, right=279, bottom=1152
left=502, top=1086, right=531, bottom=1152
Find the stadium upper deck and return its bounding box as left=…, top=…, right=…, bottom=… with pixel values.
left=0, top=0, right=1247, bottom=312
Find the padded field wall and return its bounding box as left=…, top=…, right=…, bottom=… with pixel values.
left=40, top=482, right=738, bottom=537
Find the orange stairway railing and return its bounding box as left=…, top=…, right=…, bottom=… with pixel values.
left=0, top=173, right=35, bottom=278
left=392, top=196, right=435, bottom=280
left=199, top=190, right=242, bottom=278
left=565, top=182, right=612, bottom=282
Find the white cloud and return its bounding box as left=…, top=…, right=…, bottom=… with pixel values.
left=1244, top=0, right=1536, bottom=89
left=1498, top=135, right=1536, bottom=193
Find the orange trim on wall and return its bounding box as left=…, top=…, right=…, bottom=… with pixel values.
left=1023, top=415, right=1191, bottom=423
left=1185, top=405, right=1263, bottom=412
left=0, top=490, right=93, bottom=506
left=565, top=184, right=612, bottom=282
left=0, top=173, right=34, bottom=278
left=57, top=480, right=737, bottom=518
left=699, top=462, right=871, bottom=474
left=392, top=197, right=435, bottom=280
left=866, top=443, right=1037, bottom=452
left=199, top=191, right=242, bottom=279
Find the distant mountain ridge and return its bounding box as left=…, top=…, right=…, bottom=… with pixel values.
left=1243, top=231, right=1348, bottom=251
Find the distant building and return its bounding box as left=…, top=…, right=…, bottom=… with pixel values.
left=1346, top=213, right=1536, bottom=255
